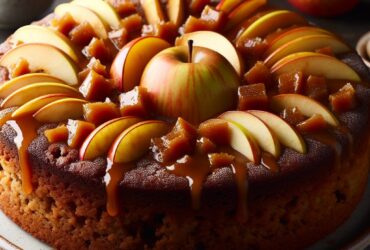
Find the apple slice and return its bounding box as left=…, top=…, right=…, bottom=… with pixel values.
left=13, top=25, right=79, bottom=62
left=0, top=73, right=64, bottom=98
left=167, top=0, right=185, bottom=27
left=248, top=110, right=306, bottom=153
left=0, top=44, right=79, bottom=85
left=216, top=0, right=244, bottom=13
left=1, top=82, right=80, bottom=108
left=110, top=36, right=171, bottom=92
left=71, top=0, right=121, bottom=29
left=264, top=34, right=351, bottom=66
left=12, top=93, right=71, bottom=119
left=224, top=0, right=267, bottom=31
left=271, top=94, right=339, bottom=126
left=219, top=111, right=280, bottom=157
left=55, top=3, right=108, bottom=39
left=271, top=52, right=361, bottom=82
left=33, top=98, right=88, bottom=123
left=108, top=120, right=169, bottom=163
left=176, top=31, right=244, bottom=75
left=80, top=116, right=142, bottom=160
left=236, top=10, right=307, bottom=41
left=141, top=0, right=166, bottom=25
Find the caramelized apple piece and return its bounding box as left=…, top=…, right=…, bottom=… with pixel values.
left=109, top=28, right=128, bottom=49
left=237, top=83, right=268, bottom=110
left=44, top=125, right=69, bottom=143
left=83, top=38, right=113, bottom=63
left=52, top=13, right=77, bottom=36
left=200, top=5, right=226, bottom=30
left=208, top=153, right=235, bottom=167
left=83, top=102, right=120, bottom=125
left=244, top=61, right=271, bottom=85
left=196, top=137, right=216, bottom=155
left=10, top=58, right=30, bottom=79
left=118, top=86, right=148, bottom=117
left=183, top=16, right=214, bottom=33
left=296, top=114, right=327, bottom=133
left=329, top=83, right=357, bottom=113
left=67, top=119, right=96, bottom=148
left=189, top=0, right=211, bottom=14
left=79, top=70, right=113, bottom=101
left=78, top=58, right=108, bottom=80
left=121, top=14, right=143, bottom=33
left=198, top=119, right=230, bottom=145
left=281, top=107, right=306, bottom=126
left=315, top=46, right=334, bottom=56
left=151, top=118, right=197, bottom=163
left=278, top=71, right=304, bottom=94
left=142, top=22, right=178, bottom=43
left=236, top=37, right=268, bottom=58
left=305, top=75, right=328, bottom=101
left=69, top=22, right=96, bottom=46
left=109, top=0, right=137, bottom=17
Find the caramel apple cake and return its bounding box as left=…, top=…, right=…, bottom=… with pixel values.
left=0, top=0, right=369, bottom=249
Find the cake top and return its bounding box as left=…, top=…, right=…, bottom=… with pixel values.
left=0, top=0, right=369, bottom=220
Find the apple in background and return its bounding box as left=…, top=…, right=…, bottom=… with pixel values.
left=110, top=36, right=171, bottom=92
left=140, top=43, right=240, bottom=124
left=288, top=0, right=359, bottom=17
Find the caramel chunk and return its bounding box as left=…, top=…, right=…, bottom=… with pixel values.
left=208, top=153, right=235, bottom=167
left=305, top=75, right=328, bottom=101
left=244, top=61, right=271, bottom=86
left=10, top=58, right=30, bottom=78
left=196, top=137, right=217, bottom=155
left=121, top=14, right=143, bottom=33
left=79, top=58, right=108, bottom=80
left=83, top=102, right=121, bottom=125
left=109, top=28, right=128, bottom=49
left=183, top=7, right=226, bottom=34
left=236, top=37, right=268, bottom=58
left=109, top=0, right=136, bottom=17
left=118, top=86, right=148, bottom=117
left=198, top=119, right=230, bottom=145
left=83, top=38, right=113, bottom=63
left=329, top=83, right=357, bottom=113
left=44, top=125, right=68, bottom=143
left=237, top=83, right=268, bottom=111
left=297, top=114, right=327, bottom=133
left=281, top=107, right=306, bottom=126
left=69, top=22, right=96, bottom=46
left=315, top=46, right=334, bottom=56
left=152, top=118, right=197, bottom=163
left=142, top=22, right=178, bottom=43
left=189, top=0, right=211, bottom=15
left=52, top=13, right=77, bottom=36
left=67, top=119, right=96, bottom=148
left=79, top=70, right=113, bottom=101
left=278, top=71, right=304, bottom=94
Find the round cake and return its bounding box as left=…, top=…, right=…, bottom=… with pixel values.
left=0, top=0, right=369, bottom=249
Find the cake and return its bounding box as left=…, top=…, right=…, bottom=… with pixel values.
left=0, top=0, right=369, bottom=249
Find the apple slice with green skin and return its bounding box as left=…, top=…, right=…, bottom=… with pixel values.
left=110, top=36, right=171, bottom=92
left=0, top=44, right=79, bottom=85
left=216, top=0, right=244, bottom=13
left=13, top=25, right=79, bottom=62
left=248, top=110, right=306, bottom=153
left=141, top=0, right=166, bottom=25
left=176, top=31, right=244, bottom=75
left=80, top=116, right=142, bottom=160
left=219, top=111, right=281, bottom=157
left=271, top=94, right=339, bottom=126
left=108, top=120, right=169, bottom=163
left=264, top=34, right=351, bottom=67
left=1, top=82, right=81, bottom=108
left=71, top=0, right=121, bottom=29
left=167, top=0, right=185, bottom=27
left=33, top=98, right=88, bottom=123
left=271, top=52, right=361, bottom=82
left=12, top=93, right=71, bottom=119
left=55, top=3, right=108, bottom=39
left=0, top=73, right=64, bottom=99
left=236, top=10, right=307, bottom=41
left=224, top=0, right=267, bottom=31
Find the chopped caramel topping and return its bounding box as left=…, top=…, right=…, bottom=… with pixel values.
left=329, top=83, right=357, bottom=113
left=238, top=83, right=268, bottom=111
left=278, top=71, right=304, bottom=94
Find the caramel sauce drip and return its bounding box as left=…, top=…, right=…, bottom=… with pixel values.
left=231, top=156, right=248, bottom=223
left=261, top=152, right=278, bottom=173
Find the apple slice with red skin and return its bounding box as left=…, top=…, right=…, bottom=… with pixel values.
left=33, top=98, right=88, bottom=123
left=80, top=116, right=142, bottom=160
left=248, top=110, right=306, bottom=153
left=1, top=82, right=81, bottom=108
left=271, top=94, right=339, bottom=126
left=141, top=0, right=166, bottom=25
left=108, top=120, right=169, bottom=163
left=110, top=36, right=171, bottom=92
left=0, top=73, right=64, bottom=98
left=167, top=0, right=185, bottom=27
left=271, top=52, right=361, bottom=82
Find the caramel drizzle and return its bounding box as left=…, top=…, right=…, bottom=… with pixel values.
left=261, top=152, right=279, bottom=173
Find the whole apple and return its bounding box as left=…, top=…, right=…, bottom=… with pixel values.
left=140, top=45, right=240, bottom=124
left=288, top=0, right=359, bottom=17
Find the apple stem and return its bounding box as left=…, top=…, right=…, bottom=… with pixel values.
left=188, top=40, right=193, bottom=63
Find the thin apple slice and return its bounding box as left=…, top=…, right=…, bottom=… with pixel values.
left=176, top=31, right=244, bottom=75
left=110, top=36, right=171, bottom=92
left=0, top=44, right=79, bottom=85
left=236, top=10, right=307, bottom=41
left=216, top=0, right=244, bottom=13
left=141, top=0, right=166, bottom=25
left=12, top=94, right=72, bottom=119
left=55, top=3, right=108, bottom=39
left=248, top=110, right=306, bottom=153
left=13, top=25, right=79, bottom=62
left=264, top=34, right=351, bottom=66
left=71, top=0, right=121, bottom=29
left=271, top=94, right=339, bottom=126
left=0, top=73, right=64, bottom=98
left=1, top=82, right=80, bottom=108
left=167, top=0, right=185, bottom=27
left=219, top=111, right=280, bottom=157
left=33, top=98, right=88, bottom=123
left=80, top=116, right=142, bottom=160
left=108, top=120, right=169, bottom=163
left=271, top=52, right=361, bottom=82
